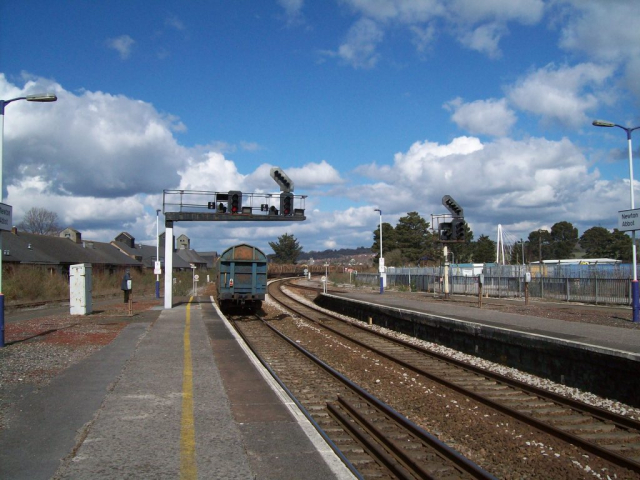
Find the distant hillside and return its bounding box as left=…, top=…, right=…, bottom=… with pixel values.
left=298, top=246, right=371, bottom=261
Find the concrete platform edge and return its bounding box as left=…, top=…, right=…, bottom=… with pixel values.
left=326, top=293, right=640, bottom=361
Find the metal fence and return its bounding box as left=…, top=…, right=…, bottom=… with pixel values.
left=353, top=272, right=632, bottom=306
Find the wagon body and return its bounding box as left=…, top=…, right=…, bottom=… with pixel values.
left=217, top=244, right=267, bottom=311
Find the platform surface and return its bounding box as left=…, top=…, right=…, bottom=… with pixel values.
left=0, top=297, right=353, bottom=480
left=326, top=288, right=640, bottom=356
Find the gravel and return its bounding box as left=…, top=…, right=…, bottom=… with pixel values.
left=262, top=285, right=640, bottom=479
left=0, top=299, right=161, bottom=432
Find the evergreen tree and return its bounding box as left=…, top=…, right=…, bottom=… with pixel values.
left=609, top=229, right=633, bottom=261
left=395, top=212, right=433, bottom=264
left=372, top=222, right=397, bottom=263
left=550, top=221, right=578, bottom=259
left=580, top=226, right=612, bottom=258
left=449, top=220, right=474, bottom=263
left=527, top=229, right=552, bottom=262
left=473, top=235, right=496, bottom=263
left=268, top=233, right=303, bottom=264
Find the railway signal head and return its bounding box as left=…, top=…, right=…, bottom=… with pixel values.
left=439, top=222, right=453, bottom=241
left=442, top=195, right=464, bottom=218
left=452, top=218, right=466, bottom=241
left=280, top=192, right=293, bottom=216
left=270, top=167, right=294, bottom=193
left=228, top=191, right=242, bottom=214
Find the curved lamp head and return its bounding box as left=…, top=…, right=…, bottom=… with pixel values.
left=26, top=94, right=57, bottom=102
left=592, top=119, right=615, bottom=128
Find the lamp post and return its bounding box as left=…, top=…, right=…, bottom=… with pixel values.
left=323, top=263, right=329, bottom=294
left=0, top=93, right=57, bottom=347
left=156, top=209, right=161, bottom=298
left=374, top=208, right=384, bottom=294
left=593, top=119, right=640, bottom=322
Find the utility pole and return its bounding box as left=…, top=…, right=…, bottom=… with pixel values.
left=538, top=230, right=542, bottom=263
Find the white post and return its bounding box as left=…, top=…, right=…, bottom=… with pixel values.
left=164, top=223, right=173, bottom=309
left=444, top=244, right=449, bottom=299
left=156, top=209, right=160, bottom=298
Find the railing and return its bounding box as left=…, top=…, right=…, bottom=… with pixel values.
left=353, top=273, right=631, bottom=306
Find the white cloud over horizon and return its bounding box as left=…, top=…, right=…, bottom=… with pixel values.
left=3, top=0, right=638, bottom=257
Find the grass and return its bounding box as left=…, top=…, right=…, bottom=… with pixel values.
left=3, top=266, right=216, bottom=304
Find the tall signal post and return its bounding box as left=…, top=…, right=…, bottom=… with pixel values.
left=162, top=167, right=306, bottom=309
left=439, top=195, right=465, bottom=300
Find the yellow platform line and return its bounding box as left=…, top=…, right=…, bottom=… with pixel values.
left=180, top=297, right=197, bottom=479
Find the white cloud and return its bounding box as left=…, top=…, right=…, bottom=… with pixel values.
left=106, top=35, right=135, bottom=59
left=456, top=22, right=506, bottom=58
left=409, top=24, right=437, bottom=53
left=447, top=0, right=544, bottom=25
left=0, top=73, right=629, bottom=254
left=178, top=152, right=246, bottom=192
left=1, top=77, right=186, bottom=198
left=341, top=0, right=443, bottom=23
left=445, top=97, right=517, bottom=136
left=507, top=63, right=615, bottom=127
left=557, top=0, right=640, bottom=62
left=165, top=15, right=185, bottom=31
left=333, top=0, right=545, bottom=66
left=323, top=18, right=384, bottom=69
left=278, top=0, right=305, bottom=26
left=555, top=0, right=640, bottom=100
left=285, top=160, right=344, bottom=188
left=352, top=135, right=621, bottom=239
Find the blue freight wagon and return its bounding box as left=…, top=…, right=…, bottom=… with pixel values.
left=217, top=244, right=267, bottom=312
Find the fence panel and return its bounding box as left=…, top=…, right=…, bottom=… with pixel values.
left=350, top=272, right=630, bottom=306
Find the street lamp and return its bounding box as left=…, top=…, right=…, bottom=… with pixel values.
left=593, top=119, right=640, bottom=323
left=0, top=93, right=57, bottom=347
left=323, top=263, right=329, bottom=294
left=374, top=208, right=384, bottom=294
left=156, top=209, right=161, bottom=298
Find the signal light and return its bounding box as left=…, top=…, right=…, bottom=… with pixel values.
left=452, top=218, right=466, bottom=241
left=270, top=167, right=294, bottom=192
left=280, top=192, right=293, bottom=216
left=439, top=222, right=453, bottom=241
left=442, top=195, right=463, bottom=218
left=228, top=191, right=242, bottom=214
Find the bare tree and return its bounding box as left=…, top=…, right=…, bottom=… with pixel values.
left=18, top=207, right=62, bottom=235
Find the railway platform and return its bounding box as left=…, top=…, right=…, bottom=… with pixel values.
left=322, top=287, right=640, bottom=354
left=0, top=297, right=353, bottom=480
left=305, top=281, right=640, bottom=407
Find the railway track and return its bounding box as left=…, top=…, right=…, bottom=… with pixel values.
left=231, top=313, right=496, bottom=480
left=269, top=279, right=640, bottom=476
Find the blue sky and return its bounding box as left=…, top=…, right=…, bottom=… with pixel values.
left=1, top=0, right=640, bottom=256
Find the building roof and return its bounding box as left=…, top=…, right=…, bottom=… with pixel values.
left=112, top=240, right=194, bottom=269
left=176, top=249, right=208, bottom=266
left=2, top=230, right=142, bottom=268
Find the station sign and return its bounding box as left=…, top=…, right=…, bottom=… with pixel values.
left=0, top=203, right=12, bottom=231
left=618, top=208, right=640, bottom=232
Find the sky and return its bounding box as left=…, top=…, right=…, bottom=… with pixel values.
left=1, top=0, right=640, bottom=257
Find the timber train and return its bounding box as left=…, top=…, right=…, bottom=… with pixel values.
left=217, top=244, right=267, bottom=312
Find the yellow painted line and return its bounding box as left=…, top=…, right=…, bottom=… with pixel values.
left=180, top=296, right=197, bottom=479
